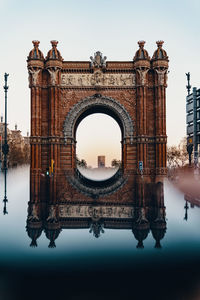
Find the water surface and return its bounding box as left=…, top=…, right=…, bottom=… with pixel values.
left=1, top=166, right=200, bottom=300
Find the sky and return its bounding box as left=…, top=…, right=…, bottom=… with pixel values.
left=0, top=0, right=200, bottom=166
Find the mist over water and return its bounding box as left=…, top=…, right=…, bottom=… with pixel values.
left=77, top=166, right=119, bottom=180
left=0, top=166, right=200, bottom=299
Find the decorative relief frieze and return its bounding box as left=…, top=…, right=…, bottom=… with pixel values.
left=61, top=72, right=136, bottom=87
left=59, top=204, right=134, bottom=219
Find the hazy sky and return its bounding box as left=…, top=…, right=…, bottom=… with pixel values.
left=0, top=0, right=200, bottom=166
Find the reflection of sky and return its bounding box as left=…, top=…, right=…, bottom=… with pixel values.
left=0, top=167, right=200, bottom=268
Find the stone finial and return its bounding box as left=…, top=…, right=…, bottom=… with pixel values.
left=28, top=40, right=44, bottom=61
left=138, top=40, right=146, bottom=49
left=46, top=40, right=63, bottom=61
left=32, top=40, right=40, bottom=48
left=156, top=40, right=164, bottom=48
left=133, top=40, right=150, bottom=63
left=152, top=40, right=168, bottom=62
left=51, top=40, right=58, bottom=48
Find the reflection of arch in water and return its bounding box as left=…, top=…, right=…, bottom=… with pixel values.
left=62, top=94, right=134, bottom=195
left=27, top=181, right=167, bottom=249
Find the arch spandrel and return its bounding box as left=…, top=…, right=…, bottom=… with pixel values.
left=63, top=94, right=134, bottom=143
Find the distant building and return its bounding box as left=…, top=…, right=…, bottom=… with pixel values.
left=98, top=156, right=105, bottom=168
left=186, top=87, right=200, bottom=165
left=0, top=119, right=30, bottom=167
left=0, top=118, right=12, bottom=163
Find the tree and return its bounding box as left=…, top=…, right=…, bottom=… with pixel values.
left=76, top=156, right=87, bottom=168
left=8, top=142, right=30, bottom=167
left=111, top=159, right=121, bottom=168
left=167, top=137, right=188, bottom=168
left=8, top=143, right=24, bottom=167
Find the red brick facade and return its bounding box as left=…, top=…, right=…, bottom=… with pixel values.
left=27, top=40, right=169, bottom=205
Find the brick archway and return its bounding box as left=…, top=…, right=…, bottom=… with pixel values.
left=27, top=40, right=169, bottom=205
left=63, top=94, right=134, bottom=143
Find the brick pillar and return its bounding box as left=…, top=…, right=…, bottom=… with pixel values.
left=47, top=76, right=60, bottom=205
left=154, top=68, right=168, bottom=179
left=135, top=67, right=150, bottom=180
left=29, top=71, right=43, bottom=204
left=151, top=41, right=169, bottom=182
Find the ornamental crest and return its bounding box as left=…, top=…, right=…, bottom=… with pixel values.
left=90, top=51, right=107, bottom=68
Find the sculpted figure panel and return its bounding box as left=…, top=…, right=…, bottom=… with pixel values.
left=61, top=72, right=136, bottom=87
left=59, top=204, right=134, bottom=219
left=155, top=68, right=167, bottom=86
left=47, top=68, right=59, bottom=85
left=28, top=68, right=41, bottom=86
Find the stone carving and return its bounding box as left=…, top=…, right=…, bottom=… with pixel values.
left=137, top=68, right=149, bottom=86
left=89, top=221, right=104, bottom=238
left=90, top=51, right=107, bottom=68
left=155, top=68, right=167, bottom=86
left=28, top=204, right=39, bottom=221
left=59, top=204, right=134, bottom=219
left=136, top=207, right=148, bottom=224
left=60, top=72, right=136, bottom=87
left=63, top=94, right=134, bottom=143
left=28, top=68, right=41, bottom=85
left=46, top=205, right=57, bottom=223
left=47, top=68, right=59, bottom=85
left=154, top=208, right=165, bottom=222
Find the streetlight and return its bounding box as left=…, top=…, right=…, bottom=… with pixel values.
left=2, top=73, right=9, bottom=215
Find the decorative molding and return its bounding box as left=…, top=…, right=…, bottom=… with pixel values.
left=61, top=71, right=136, bottom=87
left=59, top=204, right=134, bottom=219
left=90, top=51, right=107, bottom=68
left=47, top=67, right=59, bottom=85
left=46, top=205, right=57, bottom=223
left=155, top=68, right=167, bottom=86
left=28, top=204, right=40, bottom=221
left=66, top=172, right=127, bottom=198
left=136, top=68, right=149, bottom=86
left=63, top=94, right=134, bottom=143
left=28, top=68, right=41, bottom=86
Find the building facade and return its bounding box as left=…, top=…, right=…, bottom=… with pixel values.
left=27, top=40, right=169, bottom=208
left=98, top=156, right=105, bottom=168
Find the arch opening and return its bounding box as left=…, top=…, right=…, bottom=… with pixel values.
left=63, top=94, right=134, bottom=189
left=76, top=113, right=122, bottom=181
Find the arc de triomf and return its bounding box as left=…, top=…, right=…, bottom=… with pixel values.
left=27, top=40, right=169, bottom=220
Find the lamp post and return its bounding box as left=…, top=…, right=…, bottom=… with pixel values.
left=186, top=72, right=191, bottom=95
left=2, top=73, right=9, bottom=215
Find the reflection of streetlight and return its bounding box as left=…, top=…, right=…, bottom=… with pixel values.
left=184, top=201, right=189, bottom=221
left=2, top=73, right=9, bottom=215
left=0, top=116, right=2, bottom=170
